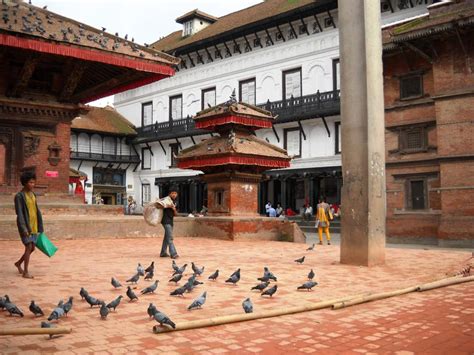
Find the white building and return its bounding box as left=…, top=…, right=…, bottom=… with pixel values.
left=114, top=0, right=435, bottom=213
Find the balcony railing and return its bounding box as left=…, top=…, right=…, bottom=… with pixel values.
left=257, top=89, right=340, bottom=123
left=135, top=116, right=203, bottom=142
left=70, top=151, right=140, bottom=163
left=135, top=89, right=341, bottom=142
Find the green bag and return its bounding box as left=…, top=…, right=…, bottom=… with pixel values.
left=36, top=233, right=58, bottom=258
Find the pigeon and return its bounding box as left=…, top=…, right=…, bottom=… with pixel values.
left=126, top=273, right=140, bottom=284
left=225, top=273, right=240, bottom=285
left=172, top=260, right=179, bottom=272
left=229, top=268, right=241, bottom=279
left=85, top=294, right=101, bottom=308
left=79, top=287, right=89, bottom=300
left=106, top=296, right=123, bottom=311
left=47, top=304, right=65, bottom=321
left=184, top=274, right=197, bottom=292
left=192, top=262, right=204, bottom=276
left=262, top=267, right=277, bottom=281
left=297, top=281, right=318, bottom=291
left=154, top=310, right=176, bottom=329
left=141, top=280, right=159, bottom=295
left=261, top=284, right=278, bottom=297
left=99, top=302, right=109, bottom=320
left=144, top=270, right=154, bottom=280
left=111, top=277, right=122, bottom=289
left=170, top=286, right=187, bottom=297
left=5, top=300, right=24, bottom=317
left=193, top=280, right=204, bottom=286
left=242, top=298, right=253, bottom=313
left=126, top=286, right=138, bottom=301
left=0, top=295, right=9, bottom=310
left=137, top=263, right=145, bottom=276
left=306, top=243, right=315, bottom=251
left=208, top=270, right=219, bottom=281
left=251, top=281, right=270, bottom=291
left=295, top=256, right=305, bottom=264
left=145, top=261, right=154, bottom=273
left=29, top=300, right=44, bottom=316
left=308, top=269, right=315, bottom=280
left=173, top=263, right=188, bottom=276
left=147, top=303, right=158, bottom=318
left=41, top=321, right=55, bottom=339
left=61, top=297, right=73, bottom=316
left=169, top=273, right=183, bottom=283
left=188, top=291, right=207, bottom=310
left=257, top=275, right=275, bottom=282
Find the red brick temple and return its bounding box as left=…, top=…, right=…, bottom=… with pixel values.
left=175, top=95, right=304, bottom=242
left=178, top=95, right=290, bottom=216
left=0, top=0, right=178, bottom=196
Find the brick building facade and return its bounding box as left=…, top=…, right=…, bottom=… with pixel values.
left=383, top=1, right=474, bottom=246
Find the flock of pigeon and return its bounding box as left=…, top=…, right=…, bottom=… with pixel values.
left=0, top=243, right=319, bottom=332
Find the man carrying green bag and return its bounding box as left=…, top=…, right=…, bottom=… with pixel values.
left=14, top=172, right=57, bottom=279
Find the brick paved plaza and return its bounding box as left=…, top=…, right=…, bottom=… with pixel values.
left=1, top=237, right=473, bottom=354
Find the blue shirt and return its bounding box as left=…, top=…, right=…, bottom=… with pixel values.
left=268, top=207, right=277, bottom=217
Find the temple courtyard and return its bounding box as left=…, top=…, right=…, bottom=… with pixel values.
left=0, top=236, right=473, bottom=354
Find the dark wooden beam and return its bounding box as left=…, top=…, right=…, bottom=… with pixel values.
left=196, top=51, right=204, bottom=64
left=403, top=42, right=434, bottom=64
left=254, top=32, right=264, bottom=48
left=327, top=10, right=336, bottom=29
left=232, top=39, right=242, bottom=54
left=272, top=125, right=280, bottom=143
left=214, top=45, right=222, bottom=58
left=9, top=54, right=39, bottom=97
left=205, top=47, right=214, bottom=62
left=276, top=25, right=286, bottom=42
left=243, top=35, right=253, bottom=51
left=186, top=53, right=195, bottom=67
left=297, top=120, right=306, bottom=140
left=175, top=137, right=182, bottom=150
left=70, top=70, right=138, bottom=102
left=190, top=135, right=196, bottom=145
left=223, top=42, right=233, bottom=57
left=289, top=21, right=298, bottom=39
left=158, top=140, right=166, bottom=155
left=145, top=142, right=154, bottom=156
left=59, top=61, right=88, bottom=102
left=264, top=28, right=274, bottom=45
left=300, top=18, right=310, bottom=35
left=313, top=14, right=323, bottom=32
left=454, top=26, right=468, bottom=58
left=321, top=116, right=330, bottom=137
left=387, top=0, right=394, bottom=13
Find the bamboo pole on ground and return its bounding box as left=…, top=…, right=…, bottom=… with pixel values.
left=0, top=328, right=72, bottom=336
left=417, top=275, right=474, bottom=292
left=153, top=293, right=368, bottom=334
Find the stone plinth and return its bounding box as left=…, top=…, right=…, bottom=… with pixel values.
left=203, top=172, right=259, bottom=217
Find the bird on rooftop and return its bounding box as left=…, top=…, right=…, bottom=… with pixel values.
left=261, top=284, right=278, bottom=297
left=251, top=281, right=269, bottom=291
left=307, top=243, right=315, bottom=251
left=126, top=286, right=138, bottom=302
left=295, top=256, right=305, bottom=264
left=99, top=302, right=109, bottom=320
left=29, top=301, right=44, bottom=317
left=208, top=270, right=219, bottom=281
left=242, top=298, right=253, bottom=313
left=141, top=280, right=159, bottom=295
left=111, top=277, right=122, bottom=289
left=188, top=291, right=207, bottom=310
left=308, top=269, right=315, bottom=280
left=106, top=296, right=123, bottom=311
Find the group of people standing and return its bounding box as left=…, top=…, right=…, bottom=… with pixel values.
left=265, top=198, right=336, bottom=245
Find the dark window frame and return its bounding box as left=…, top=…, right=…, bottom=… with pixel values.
left=332, top=58, right=340, bottom=92
left=335, top=121, right=341, bottom=155
left=141, top=183, right=151, bottom=206
left=201, top=87, right=216, bottom=110
left=283, top=127, right=302, bottom=158
left=141, top=147, right=151, bottom=170
left=398, top=126, right=428, bottom=153
left=141, top=101, right=153, bottom=127
left=169, top=94, right=183, bottom=121
left=170, top=143, right=179, bottom=168
left=282, top=67, right=302, bottom=100
left=215, top=189, right=224, bottom=207
left=239, top=78, right=256, bottom=105
left=400, top=74, right=423, bottom=100
left=405, top=178, right=428, bottom=210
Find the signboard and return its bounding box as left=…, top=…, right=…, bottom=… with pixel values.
left=45, top=171, right=59, bottom=178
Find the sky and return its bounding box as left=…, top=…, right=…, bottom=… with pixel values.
left=31, top=0, right=263, bottom=106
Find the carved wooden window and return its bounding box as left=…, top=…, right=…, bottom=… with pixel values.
left=170, top=143, right=179, bottom=168
left=142, top=148, right=151, bottom=170
left=239, top=78, right=256, bottom=105
left=284, top=127, right=301, bottom=158
left=400, top=74, right=423, bottom=99
left=169, top=95, right=183, bottom=121
left=333, top=58, right=340, bottom=91
left=142, top=102, right=153, bottom=126
left=283, top=68, right=302, bottom=100
left=70, top=134, right=77, bottom=152
left=201, top=87, right=216, bottom=110
left=103, top=137, right=115, bottom=156
left=406, top=179, right=427, bottom=210
left=215, top=190, right=224, bottom=207
left=90, top=134, right=102, bottom=154
left=142, top=183, right=151, bottom=205
left=399, top=127, right=427, bottom=153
